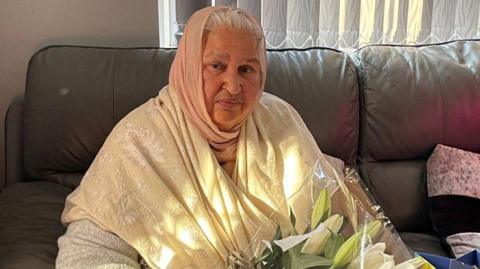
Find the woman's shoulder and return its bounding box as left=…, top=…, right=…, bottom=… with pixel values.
left=100, top=89, right=175, bottom=152
left=259, top=92, right=295, bottom=110
left=110, top=86, right=173, bottom=138
left=110, top=99, right=159, bottom=135
left=256, top=92, right=302, bottom=123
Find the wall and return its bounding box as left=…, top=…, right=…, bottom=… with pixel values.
left=0, top=0, right=159, bottom=186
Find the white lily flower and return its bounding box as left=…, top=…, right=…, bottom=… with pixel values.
left=272, top=223, right=326, bottom=252
left=347, top=243, right=395, bottom=269
left=301, top=214, right=343, bottom=255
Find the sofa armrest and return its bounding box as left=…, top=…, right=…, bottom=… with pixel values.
left=4, top=96, right=26, bottom=191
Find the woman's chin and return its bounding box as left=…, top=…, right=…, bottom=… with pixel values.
left=212, top=110, right=244, bottom=131
left=214, top=118, right=240, bottom=131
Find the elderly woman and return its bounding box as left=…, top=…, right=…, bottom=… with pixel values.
left=56, top=6, right=343, bottom=269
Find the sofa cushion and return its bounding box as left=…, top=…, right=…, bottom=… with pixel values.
left=354, top=40, right=480, bottom=232
left=0, top=181, right=71, bottom=269
left=266, top=49, right=359, bottom=164
left=354, top=40, right=480, bottom=162
left=359, top=160, right=431, bottom=232
left=400, top=232, right=449, bottom=257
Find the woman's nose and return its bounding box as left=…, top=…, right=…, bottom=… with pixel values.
left=223, top=70, right=241, bottom=94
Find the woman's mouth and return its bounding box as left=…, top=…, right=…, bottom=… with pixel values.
left=216, top=98, right=242, bottom=110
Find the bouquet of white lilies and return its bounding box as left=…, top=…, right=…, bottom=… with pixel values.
left=230, top=165, right=437, bottom=269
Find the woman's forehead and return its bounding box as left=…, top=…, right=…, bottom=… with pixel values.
left=203, top=28, right=258, bottom=52
left=203, top=50, right=259, bottom=62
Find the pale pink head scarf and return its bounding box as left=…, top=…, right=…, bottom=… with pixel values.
left=169, top=6, right=267, bottom=163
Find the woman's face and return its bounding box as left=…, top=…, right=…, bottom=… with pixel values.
left=202, top=27, right=262, bottom=131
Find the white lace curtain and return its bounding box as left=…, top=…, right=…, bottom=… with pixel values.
left=159, top=0, right=480, bottom=49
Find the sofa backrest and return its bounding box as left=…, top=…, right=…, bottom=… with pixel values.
left=20, top=46, right=359, bottom=189
left=23, top=47, right=176, bottom=188
left=353, top=40, right=480, bottom=232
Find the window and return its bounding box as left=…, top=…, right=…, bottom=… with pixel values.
left=160, top=0, right=480, bottom=50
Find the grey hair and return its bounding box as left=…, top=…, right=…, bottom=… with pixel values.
left=203, top=7, right=264, bottom=46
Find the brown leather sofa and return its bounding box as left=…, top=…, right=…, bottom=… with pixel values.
left=2, top=40, right=479, bottom=268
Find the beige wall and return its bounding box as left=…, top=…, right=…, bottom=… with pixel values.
left=0, top=0, right=159, bottom=185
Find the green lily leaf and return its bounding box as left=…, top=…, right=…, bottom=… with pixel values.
left=259, top=241, right=284, bottom=269
left=258, top=227, right=284, bottom=269
left=324, top=233, right=344, bottom=259
left=282, top=250, right=292, bottom=269
left=292, top=254, right=332, bottom=269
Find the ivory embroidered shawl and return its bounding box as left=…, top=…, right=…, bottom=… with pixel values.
left=62, top=86, right=343, bottom=269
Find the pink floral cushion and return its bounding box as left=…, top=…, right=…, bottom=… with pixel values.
left=446, top=233, right=480, bottom=257
left=427, top=144, right=480, bottom=198
left=426, top=144, right=480, bottom=257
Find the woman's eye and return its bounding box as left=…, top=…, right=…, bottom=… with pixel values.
left=240, top=66, right=255, bottom=74
left=211, top=63, right=224, bottom=71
